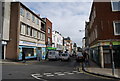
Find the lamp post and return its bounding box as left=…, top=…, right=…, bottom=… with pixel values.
left=0, top=1, right=3, bottom=59
left=110, top=42, right=115, bottom=76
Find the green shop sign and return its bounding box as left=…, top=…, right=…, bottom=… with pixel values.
left=47, top=47, right=56, bottom=50
left=112, top=41, right=120, bottom=45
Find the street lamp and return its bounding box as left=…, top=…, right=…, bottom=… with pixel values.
left=110, top=41, right=115, bottom=76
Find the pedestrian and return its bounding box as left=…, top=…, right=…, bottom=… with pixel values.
left=37, top=52, right=41, bottom=61
left=22, top=51, right=26, bottom=63
left=83, top=51, right=89, bottom=66
left=45, top=51, right=48, bottom=60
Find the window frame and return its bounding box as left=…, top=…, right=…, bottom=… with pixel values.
left=113, top=21, right=120, bottom=35
left=111, top=0, right=120, bottom=11
left=20, top=23, right=26, bottom=35
left=20, top=7, right=25, bottom=16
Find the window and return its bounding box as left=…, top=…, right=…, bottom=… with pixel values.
left=41, top=33, right=45, bottom=41
left=111, top=1, right=120, bottom=11
left=26, top=26, right=30, bottom=36
left=26, top=11, right=30, bottom=19
left=48, top=28, right=51, bottom=34
left=20, top=23, right=26, bottom=35
left=48, top=37, right=51, bottom=43
left=33, top=29, right=37, bottom=38
left=30, top=28, right=33, bottom=37
left=113, top=21, right=120, bottom=35
left=36, top=19, right=39, bottom=25
left=20, top=7, right=24, bottom=16
left=32, top=15, right=35, bottom=22
left=38, top=32, right=41, bottom=39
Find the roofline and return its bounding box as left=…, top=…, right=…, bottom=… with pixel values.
left=12, top=2, right=46, bottom=23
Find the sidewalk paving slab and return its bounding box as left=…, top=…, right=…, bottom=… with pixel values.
left=82, top=59, right=120, bottom=80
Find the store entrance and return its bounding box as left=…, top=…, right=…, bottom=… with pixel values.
left=22, top=48, right=34, bottom=59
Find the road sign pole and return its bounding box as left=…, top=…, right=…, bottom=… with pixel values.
left=110, top=42, right=115, bottom=76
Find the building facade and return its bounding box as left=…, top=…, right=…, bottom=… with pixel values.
left=52, top=31, right=63, bottom=52
left=43, top=18, right=52, bottom=48
left=1, top=2, right=11, bottom=59
left=86, top=1, right=120, bottom=68
left=63, top=37, right=73, bottom=55
left=6, top=2, right=46, bottom=60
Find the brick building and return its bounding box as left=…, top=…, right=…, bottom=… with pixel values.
left=86, top=1, right=120, bottom=68
left=6, top=2, right=46, bottom=60
left=42, top=18, right=52, bottom=48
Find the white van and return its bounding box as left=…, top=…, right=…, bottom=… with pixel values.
left=48, top=51, right=60, bottom=60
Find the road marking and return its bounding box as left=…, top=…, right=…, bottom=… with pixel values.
left=64, top=72, right=70, bottom=74
left=43, top=73, right=52, bottom=75
left=72, top=71, right=78, bottom=73
left=57, top=74, right=65, bottom=76
left=67, top=72, right=74, bottom=75
left=46, top=74, right=54, bottom=77
left=54, top=72, right=62, bottom=74
left=31, top=74, right=47, bottom=81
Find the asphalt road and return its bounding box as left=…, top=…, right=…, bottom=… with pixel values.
left=2, top=57, right=118, bottom=81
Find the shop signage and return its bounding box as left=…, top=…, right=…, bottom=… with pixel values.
left=37, top=43, right=46, bottom=47
left=19, top=41, right=36, bottom=46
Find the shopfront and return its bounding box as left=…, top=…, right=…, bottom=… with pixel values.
left=19, top=41, right=37, bottom=60
left=37, top=43, right=46, bottom=60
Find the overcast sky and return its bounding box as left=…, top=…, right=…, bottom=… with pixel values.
left=21, top=1, right=92, bottom=47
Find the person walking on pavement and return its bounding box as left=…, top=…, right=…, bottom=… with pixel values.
left=22, top=51, right=26, bottom=63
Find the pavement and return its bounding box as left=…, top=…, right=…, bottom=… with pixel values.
left=82, top=59, right=120, bottom=80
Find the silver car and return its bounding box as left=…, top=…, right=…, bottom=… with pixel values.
left=60, top=53, right=70, bottom=61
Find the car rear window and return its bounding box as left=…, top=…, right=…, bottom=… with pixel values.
left=77, top=53, right=83, bottom=56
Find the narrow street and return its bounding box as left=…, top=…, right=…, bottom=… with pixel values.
left=2, top=57, right=117, bottom=81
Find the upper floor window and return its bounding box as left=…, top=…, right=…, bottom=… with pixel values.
left=38, top=32, right=41, bottom=39
left=33, top=29, right=37, bottom=38
left=20, top=23, right=26, bottom=35
left=36, top=19, right=39, bottom=25
left=48, top=28, right=51, bottom=34
left=26, top=11, right=30, bottom=19
left=20, top=7, right=25, bottom=16
left=26, top=25, right=30, bottom=36
left=113, top=21, right=120, bottom=35
left=32, top=15, right=35, bottom=22
left=111, top=1, right=120, bottom=11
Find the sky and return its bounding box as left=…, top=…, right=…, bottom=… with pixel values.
left=20, top=1, right=92, bottom=47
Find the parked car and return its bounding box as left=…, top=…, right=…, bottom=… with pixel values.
left=76, top=52, right=84, bottom=62
left=48, top=51, right=60, bottom=60
left=60, top=53, right=70, bottom=61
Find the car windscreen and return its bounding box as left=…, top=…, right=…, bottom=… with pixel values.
left=62, top=54, right=68, bottom=56
left=49, top=52, right=55, bottom=55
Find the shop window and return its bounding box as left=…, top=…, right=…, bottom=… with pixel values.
left=113, top=21, right=120, bottom=35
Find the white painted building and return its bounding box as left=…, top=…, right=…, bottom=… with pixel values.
left=1, top=2, right=11, bottom=59
left=52, top=31, right=63, bottom=52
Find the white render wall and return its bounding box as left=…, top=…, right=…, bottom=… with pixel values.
left=52, top=31, right=63, bottom=50
left=2, top=2, right=11, bottom=41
